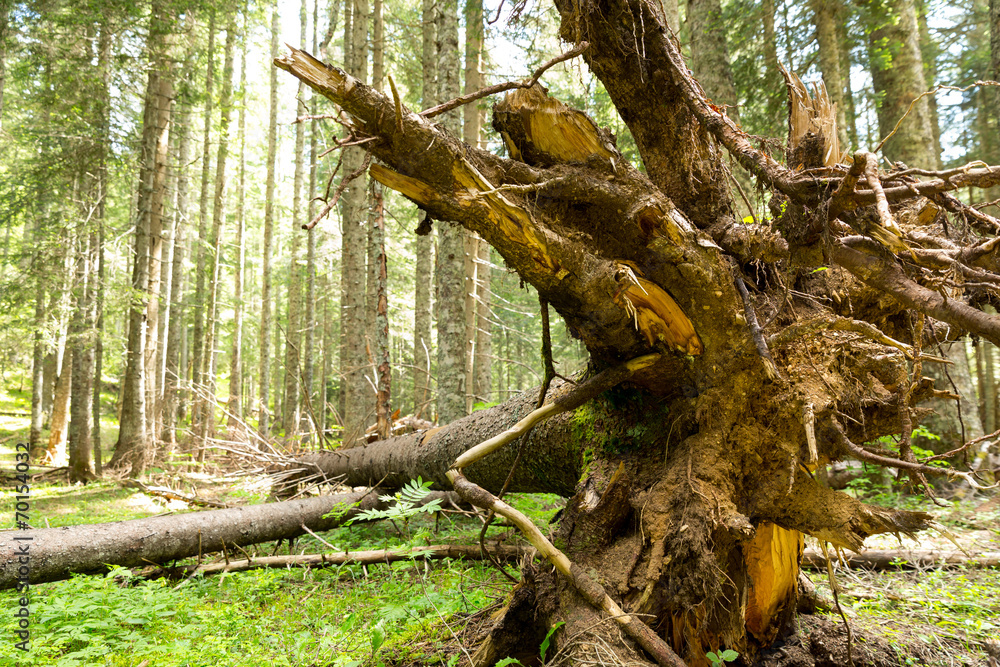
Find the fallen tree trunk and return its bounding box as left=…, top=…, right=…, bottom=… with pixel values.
left=139, top=543, right=535, bottom=579
left=802, top=548, right=1000, bottom=570
left=0, top=490, right=455, bottom=589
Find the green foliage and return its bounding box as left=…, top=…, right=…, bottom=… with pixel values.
left=539, top=620, right=564, bottom=662
left=706, top=649, right=739, bottom=665
left=346, top=477, right=443, bottom=539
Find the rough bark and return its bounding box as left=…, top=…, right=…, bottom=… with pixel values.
left=259, top=2, right=280, bottom=438
left=435, top=0, right=466, bottom=424
left=866, top=0, right=936, bottom=167
left=191, top=13, right=215, bottom=439
left=228, top=24, right=248, bottom=439
left=111, top=0, right=174, bottom=475
left=413, top=0, right=436, bottom=419
left=687, top=0, right=740, bottom=125
left=200, top=13, right=237, bottom=451
left=162, top=14, right=196, bottom=449
left=45, top=347, right=71, bottom=465
left=0, top=491, right=448, bottom=589
left=339, top=0, right=369, bottom=446
left=68, top=235, right=95, bottom=484
left=812, top=0, right=850, bottom=150
left=474, top=239, right=492, bottom=404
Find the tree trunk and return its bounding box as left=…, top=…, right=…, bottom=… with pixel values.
left=110, top=0, right=174, bottom=476
left=162, top=14, right=196, bottom=450
left=435, top=0, right=466, bottom=424
left=45, top=345, right=71, bottom=465
left=274, top=0, right=1000, bottom=652
left=687, top=0, right=740, bottom=125
left=258, top=2, right=280, bottom=439
left=474, top=240, right=492, bottom=405
left=68, top=235, right=95, bottom=483
left=463, top=0, right=483, bottom=415
left=0, top=491, right=439, bottom=589
left=191, top=13, right=216, bottom=438
left=812, top=0, right=850, bottom=150
left=413, top=0, right=436, bottom=420
left=867, top=0, right=936, bottom=167
left=285, top=0, right=309, bottom=440
left=340, top=0, right=369, bottom=446
left=228, top=19, right=248, bottom=439
left=199, top=13, right=238, bottom=453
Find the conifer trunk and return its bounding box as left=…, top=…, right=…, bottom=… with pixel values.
left=110, top=0, right=174, bottom=475
left=259, top=3, right=280, bottom=438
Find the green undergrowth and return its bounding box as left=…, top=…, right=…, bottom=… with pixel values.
left=0, top=479, right=560, bottom=667
left=807, top=564, right=999, bottom=659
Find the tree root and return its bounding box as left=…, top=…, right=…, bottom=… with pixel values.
left=448, top=353, right=686, bottom=667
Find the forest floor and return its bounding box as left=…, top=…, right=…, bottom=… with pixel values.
left=0, top=382, right=998, bottom=666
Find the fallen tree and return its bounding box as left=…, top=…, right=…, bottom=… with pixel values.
left=0, top=490, right=457, bottom=589
left=801, top=548, right=1000, bottom=570
left=268, top=0, right=1000, bottom=660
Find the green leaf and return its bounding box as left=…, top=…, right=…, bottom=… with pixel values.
left=810, top=266, right=828, bottom=273
left=495, top=659, right=523, bottom=667
left=721, top=649, right=739, bottom=661
left=706, top=652, right=721, bottom=665
left=539, top=621, right=565, bottom=662
left=369, top=623, right=385, bottom=656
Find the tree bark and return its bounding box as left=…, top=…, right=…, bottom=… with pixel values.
left=0, top=491, right=446, bottom=589
left=339, top=0, right=369, bottom=446
left=413, top=0, right=436, bottom=419
left=687, top=0, right=740, bottom=125
left=435, top=0, right=466, bottom=424
left=866, top=0, right=936, bottom=167
left=111, top=0, right=174, bottom=475
left=228, top=19, right=248, bottom=439
left=812, top=0, right=850, bottom=150
left=259, top=2, right=280, bottom=439
left=68, top=235, right=95, bottom=483
left=199, top=13, right=237, bottom=453
left=191, top=14, right=215, bottom=442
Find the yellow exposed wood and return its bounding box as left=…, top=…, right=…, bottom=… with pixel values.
left=744, top=523, right=803, bottom=642
left=499, top=85, right=615, bottom=163
left=369, top=164, right=439, bottom=203
left=784, top=70, right=840, bottom=167
left=613, top=265, right=703, bottom=355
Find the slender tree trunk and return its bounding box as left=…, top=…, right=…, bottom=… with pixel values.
left=413, top=0, right=436, bottom=419
left=812, top=0, right=850, bottom=150
left=0, top=1, right=9, bottom=127
left=915, top=0, right=941, bottom=165
left=46, top=347, right=71, bottom=465
left=302, top=0, right=320, bottom=442
left=200, top=13, right=238, bottom=453
left=365, top=0, right=384, bottom=419
left=462, top=0, right=483, bottom=415
left=435, top=0, right=466, bottom=424
left=340, top=0, right=369, bottom=445
left=980, top=339, right=996, bottom=433
left=228, top=18, right=248, bottom=439
left=92, top=22, right=111, bottom=472
left=285, top=0, right=309, bottom=440
left=110, top=0, right=175, bottom=476
left=259, top=3, right=280, bottom=438
left=191, top=13, right=215, bottom=438
left=163, top=14, right=196, bottom=450
left=68, top=235, right=95, bottom=483
left=29, top=290, right=45, bottom=454
left=474, top=241, right=492, bottom=404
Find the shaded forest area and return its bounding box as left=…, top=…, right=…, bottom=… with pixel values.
left=1, top=0, right=1000, bottom=664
